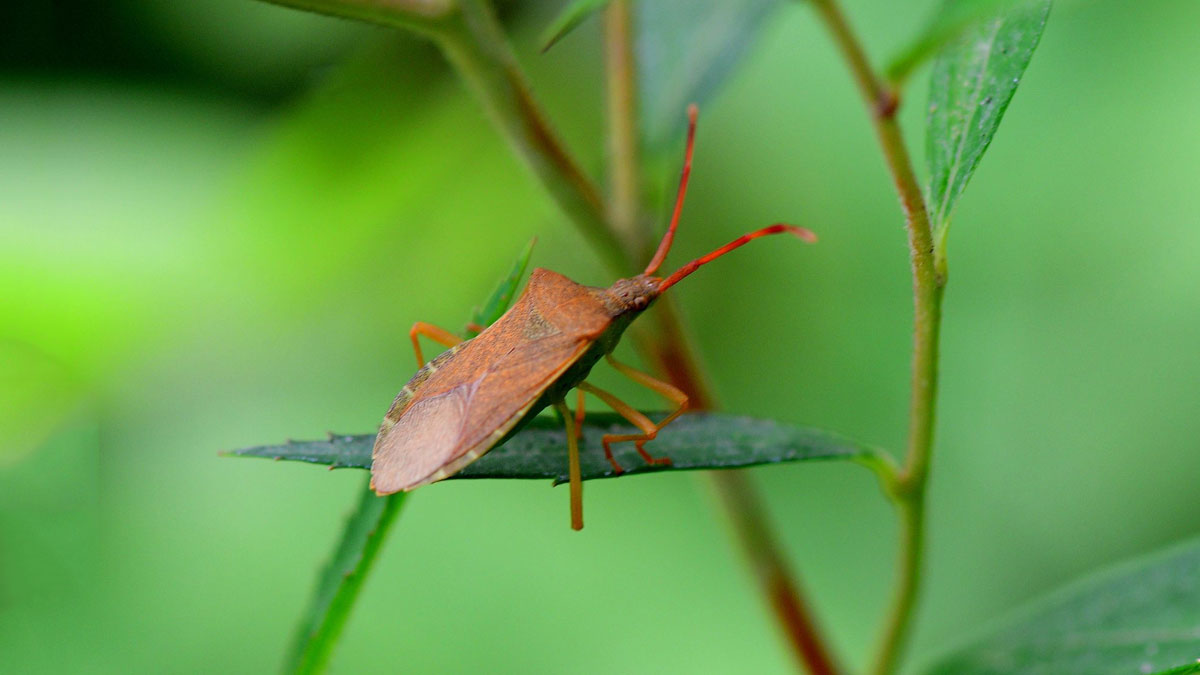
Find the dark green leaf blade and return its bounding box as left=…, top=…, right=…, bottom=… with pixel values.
left=886, top=0, right=1026, bottom=86
left=225, top=412, right=876, bottom=483
left=926, top=0, right=1051, bottom=235
left=539, top=0, right=612, bottom=53
left=287, top=478, right=406, bottom=674
left=635, top=0, right=781, bottom=151
left=1156, top=665, right=1200, bottom=675
left=922, top=537, right=1200, bottom=675
left=465, top=237, right=535, bottom=338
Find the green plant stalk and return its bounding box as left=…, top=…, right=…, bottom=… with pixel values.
left=604, top=0, right=647, bottom=259
left=600, top=4, right=839, bottom=672
left=872, top=120, right=944, bottom=675
left=808, top=1, right=944, bottom=674
left=288, top=482, right=407, bottom=674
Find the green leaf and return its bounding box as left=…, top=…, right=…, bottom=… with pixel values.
left=287, top=479, right=406, bottom=674
left=886, top=0, right=1027, bottom=86
left=635, top=0, right=781, bottom=151
left=225, top=412, right=876, bottom=483
left=539, top=0, right=612, bottom=53
left=925, top=0, right=1051, bottom=235
left=1156, top=665, right=1200, bottom=675
left=922, top=537, right=1200, bottom=675
left=465, top=237, right=535, bottom=338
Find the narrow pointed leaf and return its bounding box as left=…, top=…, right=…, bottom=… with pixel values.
left=465, top=237, right=535, bottom=338
left=926, top=0, right=1051, bottom=234
left=886, top=0, right=1026, bottom=86
left=1155, top=666, right=1200, bottom=675
left=226, top=412, right=876, bottom=483
left=287, top=481, right=405, bottom=674
left=635, top=0, right=781, bottom=151
left=539, top=0, right=612, bottom=53
left=923, top=537, right=1200, bottom=675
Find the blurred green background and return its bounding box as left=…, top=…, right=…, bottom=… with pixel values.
left=2, top=0, right=1198, bottom=672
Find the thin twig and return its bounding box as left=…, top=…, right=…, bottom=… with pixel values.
left=807, top=1, right=944, bottom=674
left=604, top=0, right=646, bottom=259
left=709, top=468, right=840, bottom=675
left=601, top=4, right=839, bottom=672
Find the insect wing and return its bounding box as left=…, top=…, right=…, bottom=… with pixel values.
left=370, top=338, right=590, bottom=493
left=371, top=270, right=609, bottom=495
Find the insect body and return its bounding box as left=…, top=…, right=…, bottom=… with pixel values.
left=371, top=106, right=815, bottom=529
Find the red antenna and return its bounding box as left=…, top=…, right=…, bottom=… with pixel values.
left=644, top=104, right=699, bottom=276
left=643, top=105, right=817, bottom=291
left=659, top=224, right=816, bottom=292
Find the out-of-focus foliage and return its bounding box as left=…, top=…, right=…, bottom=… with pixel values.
left=634, top=0, right=781, bottom=152
left=924, top=537, right=1200, bottom=675
left=540, top=0, right=612, bottom=52
left=2, top=1, right=1199, bottom=673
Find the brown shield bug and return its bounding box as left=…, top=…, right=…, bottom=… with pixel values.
left=371, top=106, right=816, bottom=529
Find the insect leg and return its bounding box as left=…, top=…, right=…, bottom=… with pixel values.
left=576, top=381, right=673, bottom=472
left=573, top=388, right=586, bottom=441
left=409, top=322, right=463, bottom=368
left=605, top=355, right=689, bottom=464
left=552, top=400, right=584, bottom=531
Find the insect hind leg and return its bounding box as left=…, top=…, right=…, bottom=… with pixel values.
left=577, top=380, right=680, bottom=473
left=605, top=355, right=689, bottom=464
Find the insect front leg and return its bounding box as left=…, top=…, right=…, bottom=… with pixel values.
left=408, top=321, right=463, bottom=368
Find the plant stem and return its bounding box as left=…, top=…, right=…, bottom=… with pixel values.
left=604, top=0, right=647, bottom=260
left=601, top=5, right=838, bottom=672
left=645, top=309, right=838, bottom=674
left=808, top=1, right=945, bottom=674
left=710, top=468, right=841, bottom=675
left=436, top=0, right=630, bottom=273
left=258, top=3, right=625, bottom=271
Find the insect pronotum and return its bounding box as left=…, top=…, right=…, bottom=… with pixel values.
left=371, top=105, right=815, bottom=530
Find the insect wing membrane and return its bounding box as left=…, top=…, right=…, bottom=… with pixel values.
left=371, top=269, right=609, bottom=494
left=371, top=383, right=473, bottom=494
